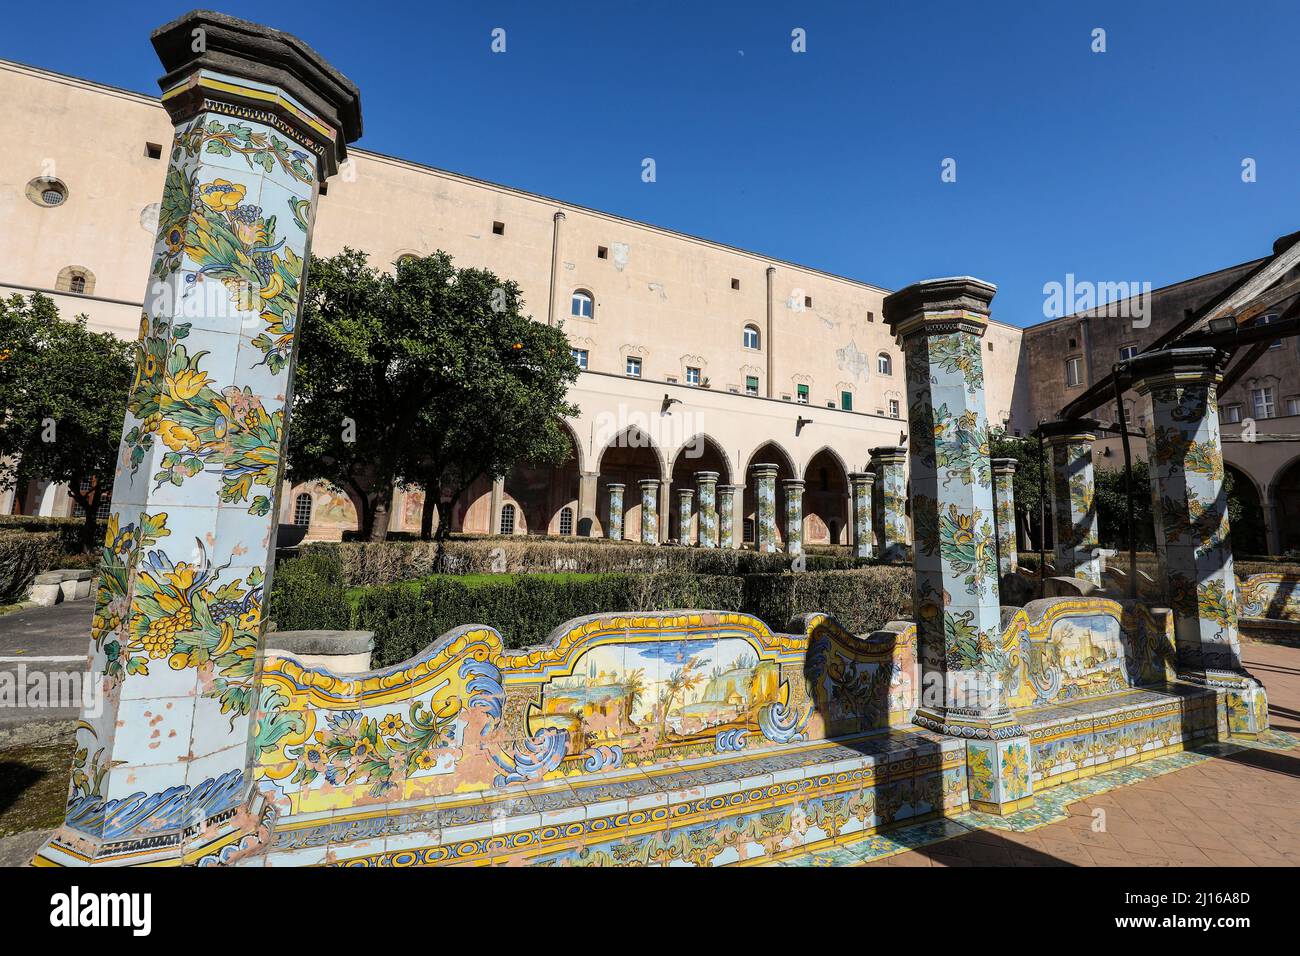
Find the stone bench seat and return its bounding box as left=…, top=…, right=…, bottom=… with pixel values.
left=257, top=725, right=967, bottom=867
left=1017, top=681, right=1218, bottom=789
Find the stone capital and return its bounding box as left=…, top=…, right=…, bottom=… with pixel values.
left=606, top=482, right=626, bottom=491
left=695, top=471, right=720, bottom=483
left=868, top=445, right=907, bottom=465
left=1128, top=346, right=1226, bottom=395
left=750, top=463, right=780, bottom=479
left=991, top=457, right=1018, bottom=477
left=152, top=10, right=362, bottom=178
left=1038, top=418, right=1103, bottom=445
left=883, top=276, right=997, bottom=344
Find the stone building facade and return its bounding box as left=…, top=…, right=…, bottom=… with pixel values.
left=4, top=58, right=1299, bottom=553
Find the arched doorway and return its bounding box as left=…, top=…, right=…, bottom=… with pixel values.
left=1272, top=457, right=1300, bottom=555
left=669, top=434, right=732, bottom=544
left=1225, top=464, right=1267, bottom=556
left=504, top=426, right=582, bottom=535
left=803, top=447, right=850, bottom=546
left=743, top=441, right=796, bottom=549
left=597, top=426, right=666, bottom=542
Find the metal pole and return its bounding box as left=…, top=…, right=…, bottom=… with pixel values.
left=1036, top=421, right=1047, bottom=597
left=1112, top=365, right=1139, bottom=599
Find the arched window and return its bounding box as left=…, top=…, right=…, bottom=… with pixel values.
left=500, top=503, right=516, bottom=535
left=743, top=324, right=760, bottom=350
left=559, top=506, right=574, bottom=535
left=877, top=352, right=892, bottom=376
left=56, top=265, right=95, bottom=296
left=293, top=493, right=313, bottom=527
left=571, top=290, right=594, bottom=319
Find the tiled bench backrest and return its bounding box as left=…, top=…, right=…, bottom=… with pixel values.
left=253, top=610, right=920, bottom=817
left=1238, top=573, right=1300, bottom=623
left=1001, top=597, right=1178, bottom=709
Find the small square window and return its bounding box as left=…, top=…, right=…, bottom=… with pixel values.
left=492, top=221, right=505, bottom=236
left=1119, top=344, right=1138, bottom=361
left=804, top=295, right=813, bottom=308
left=625, top=356, right=642, bottom=378
left=826, top=401, right=836, bottom=408
left=666, top=375, right=678, bottom=384
left=686, top=366, right=701, bottom=386
left=866, top=311, right=874, bottom=322
left=796, top=384, right=809, bottom=404
left=145, top=142, right=162, bottom=159
left=731, top=278, right=740, bottom=290
left=888, top=399, right=900, bottom=419
left=987, top=341, right=994, bottom=351
left=1068, top=337, right=1077, bottom=349
left=840, top=391, right=853, bottom=411
left=597, top=246, right=608, bottom=259
left=571, top=348, right=588, bottom=369
left=745, top=376, right=759, bottom=396
left=781, top=394, right=792, bottom=402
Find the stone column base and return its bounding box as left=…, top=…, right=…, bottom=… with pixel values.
left=913, top=707, right=1034, bottom=815
left=33, top=789, right=276, bottom=868
left=965, top=736, right=1035, bottom=815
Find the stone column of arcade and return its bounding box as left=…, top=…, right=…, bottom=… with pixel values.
left=752, top=464, right=779, bottom=553
left=884, top=277, right=1034, bottom=815
left=675, top=488, right=695, bottom=545
left=869, top=446, right=909, bottom=561
left=848, top=471, right=875, bottom=559
left=991, top=458, right=1019, bottom=577
left=639, top=479, right=660, bottom=545
left=695, top=471, right=719, bottom=547
left=782, top=478, right=805, bottom=556
left=606, top=482, right=626, bottom=541
left=1130, top=348, right=1268, bottom=736
left=36, top=10, right=361, bottom=867
left=717, top=484, right=738, bottom=549
left=1040, top=420, right=1102, bottom=585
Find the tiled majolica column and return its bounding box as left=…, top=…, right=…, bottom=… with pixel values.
left=36, top=11, right=361, bottom=867
left=695, top=471, right=719, bottom=548
left=752, top=464, right=779, bottom=553
left=885, top=277, right=1032, bottom=815
left=675, top=488, right=695, bottom=545
left=639, top=479, right=660, bottom=545
left=869, top=446, right=909, bottom=561
left=718, top=484, right=738, bottom=549
left=1041, top=420, right=1102, bottom=585
left=991, top=458, right=1019, bottom=577
left=606, top=483, right=625, bottom=541
left=1131, top=348, right=1267, bottom=736
left=782, top=478, right=805, bottom=556
left=849, top=471, right=874, bottom=559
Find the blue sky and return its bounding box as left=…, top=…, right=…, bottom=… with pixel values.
left=5, top=1, right=1296, bottom=326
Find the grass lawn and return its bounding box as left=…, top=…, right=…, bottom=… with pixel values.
left=0, top=735, right=75, bottom=839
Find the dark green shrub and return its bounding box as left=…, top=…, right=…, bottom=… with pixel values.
left=0, top=530, right=65, bottom=602
left=267, top=549, right=350, bottom=632
left=742, top=567, right=912, bottom=634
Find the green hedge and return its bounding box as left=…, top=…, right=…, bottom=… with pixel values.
left=303, top=538, right=878, bottom=588
left=267, top=549, right=351, bottom=632
left=268, top=552, right=914, bottom=668
left=0, top=530, right=65, bottom=603
left=0, top=515, right=103, bottom=561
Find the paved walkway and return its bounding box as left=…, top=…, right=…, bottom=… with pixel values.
left=0, top=597, right=94, bottom=740
left=857, top=641, right=1300, bottom=867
